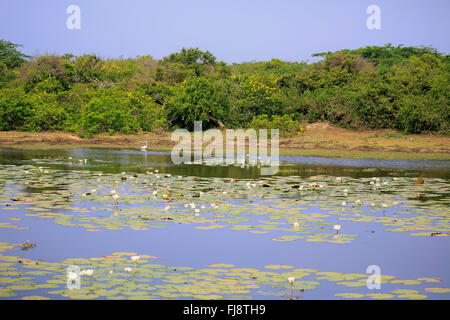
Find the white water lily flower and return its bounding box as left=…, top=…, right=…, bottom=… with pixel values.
left=334, top=224, right=341, bottom=231
left=67, top=272, right=78, bottom=281
left=393, top=201, right=399, bottom=206
left=336, top=177, right=342, bottom=181
left=155, top=169, right=159, bottom=173
left=194, top=209, right=200, bottom=214
left=109, top=270, right=113, bottom=274
left=110, top=190, right=117, bottom=194
left=201, top=206, right=205, bottom=209
left=124, top=267, right=132, bottom=273
left=85, top=269, right=94, bottom=276
left=91, top=189, right=96, bottom=193
left=355, top=199, right=361, bottom=205
left=342, top=201, right=346, bottom=206
left=184, top=204, right=189, bottom=208
left=343, top=189, right=348, bottom=195
left=381, top=203, right=388, bottom=208
left=164, top=206, right=170, bottom=211
left=288, top=277, right=295, bottom=285
left=371, top=203, right=376, bottom=207
left=152, top=191, right=157, bottom=196
left=79, top=270, right=86, bottom=276
left=112, top=194, right=119, bottom=200
left=130, top=256, right=140, bottom=262
left=293, top=222, right=299, bottom=228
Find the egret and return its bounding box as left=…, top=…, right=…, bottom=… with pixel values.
left=141, top=140, right=148, bottom=151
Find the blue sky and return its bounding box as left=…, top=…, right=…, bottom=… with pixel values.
left=1, top=0, right=449, bottom=63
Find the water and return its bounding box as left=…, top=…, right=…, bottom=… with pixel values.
left=0, top=147, right=449, bottom=300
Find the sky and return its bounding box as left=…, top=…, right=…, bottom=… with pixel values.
left=0, top=0, right=449, bottom=63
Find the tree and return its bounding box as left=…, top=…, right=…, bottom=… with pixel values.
left=0, top=40, right=30, bottom=69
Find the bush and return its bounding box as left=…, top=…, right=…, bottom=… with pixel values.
left=249, top=114, right=304, bottom=137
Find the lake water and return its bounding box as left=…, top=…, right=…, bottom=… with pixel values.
left=0, top=148, right=449, bottom=300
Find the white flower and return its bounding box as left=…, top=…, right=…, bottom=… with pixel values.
left=201, top=206, right=205, bottom=209
left=110, top=190, right=117, bottom=194
left=393, top=201, right=399, bottom=206
left=109, top=270, right=113, bottom=274
left=343, top=189, right=348, bottom=195
left=124, top=267, right=132, bottom=273
left=381, top=203, right=388, bottom=208
left=112, top=194, right=119, bottom=200
left=91, top=189, right=97, bottom=193
left=342, top=201, right=346, bottom=206
left=194, top=209, right=200, bottom=214
left=288, top=277, right=295, bottom=285
left=334, top=224, right=341, bottom=231
left=355, top=199, right=361, bottom=205
left=164, top=206, right=170, bottom=211
left=184, top=204, right=189, bottom=208
left=293, top=222, right=299, bottom=228
left=152, top=191, right=157, bottom=196
left=85, top=269, right=94, bottom=276
left=371, top=203, right=376, bottom=207
left=336, top=177, right=342, bottom=181
left=79, top=270, right=86, bottom=276
left=67, top=272, right=78, bottom=281
left=130, top=256, right=140, bottom=262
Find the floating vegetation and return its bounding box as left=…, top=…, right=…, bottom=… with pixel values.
left=0, top=158, right=449, bottom=300
left=0, top=244, right=447, bottom=300
left=0, top=164, right=448, bottom=243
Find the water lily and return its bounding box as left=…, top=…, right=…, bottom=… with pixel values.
left=152, top=190, right=157, bottom=196
left=112, top=193, right=119, bottom=206
left=343, top=189, right=348, bottom=196
left=293, top=222, right=299, bottom=229
left=67, top=271, right=77, bottom=282
left=342, top=201, right=346, bottom=206
left=288, top=277, right=295, bottom=299
left=334, top=224, right=341, bottom=234
left=131, top=255, right=140, bottom=273
left=124, top=267, right=132, bottom=273
left=164, top=206, right=170, bottom=211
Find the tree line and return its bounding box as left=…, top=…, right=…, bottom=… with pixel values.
left=0, top=40, right=448, bottom=137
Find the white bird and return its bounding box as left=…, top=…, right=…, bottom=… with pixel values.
left=141, top=140, right=148, bottom=151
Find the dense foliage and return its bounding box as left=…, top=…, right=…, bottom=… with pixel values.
left=0, top=42, right=448, bottom=136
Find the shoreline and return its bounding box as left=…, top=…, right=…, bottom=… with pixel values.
left=0, top=124, right=449, bottom=160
